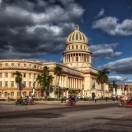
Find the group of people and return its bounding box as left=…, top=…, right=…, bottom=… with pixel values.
left=61, top=95, right=80, bottom=106
left=23, top=96, right=34, bottom=105
left=16, top=95, right=34, bottom=105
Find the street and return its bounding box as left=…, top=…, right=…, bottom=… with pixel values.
left=0, top=103, right=132, bottom=132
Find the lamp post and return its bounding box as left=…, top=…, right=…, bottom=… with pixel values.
left=32, top=81, right=36, bottom=97
left=121, top=78, right=128, bottom=96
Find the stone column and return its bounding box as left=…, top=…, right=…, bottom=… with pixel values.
left=89, top=55, right=91, bottom=64
left=69, top=78, right=71, bottom=88
left=74, top=79, right=76, bottom=89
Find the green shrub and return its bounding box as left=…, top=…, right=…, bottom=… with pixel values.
left=80, top=97, right=90, bottom=101
left=0, top=99, right=6, bottom=101
left=47, top=98, right=58, bottom=101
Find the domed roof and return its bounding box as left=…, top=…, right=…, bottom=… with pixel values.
left=66, top=26, right=88, bottom=44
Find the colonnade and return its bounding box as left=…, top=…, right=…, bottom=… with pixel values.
left=58, top=75, right=83, bottom=89
left=64, top=53, right=91, bottom=63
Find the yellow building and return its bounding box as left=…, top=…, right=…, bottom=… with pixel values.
left=0, top=27, right=109, bottom=99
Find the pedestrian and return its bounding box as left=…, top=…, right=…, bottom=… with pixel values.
left=94, top=96, right=97, bottom=103
left=105, top=97, right=108, bottom=102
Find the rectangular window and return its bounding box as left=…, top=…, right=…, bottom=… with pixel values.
left=0, top=92, right=2, bottom=97
left=34, top=73, right=36, bottom=79
left=0, top=73, right=2, bottom=78
left=11, top=63, right=14, bottom=67
left=11, top=92, right=14, bottom=96
left=11, top=81, right=14, bottom=87
left=34, top=65, right=36, bottom=68
left=0, top=81, right=2, bottom=87
left=5, top=81, right=8, bottom=87
left=24, top=81, right=26, bottom=87
left=11, top=73, right=14, bottom=78
left=23, top=92, right=26, bottom=96
left=18, top=63, right=20, bottom=67
left=17, top=92, right=20, bottom=96
left=29, top=73, right=31, bottom=78
left=4, top=92, right=8, bottom=97
left=5, top=73, right=8, bottom=78
left=23, top=73, right=26, bottom=78
left=5, top=63, right=8, bottom=66
left=29, top=81, right=31, bottom=87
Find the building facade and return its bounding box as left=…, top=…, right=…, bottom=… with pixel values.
left=0, top=27, right=109, bottom=99
left=113, top=83, right=132, bottom=96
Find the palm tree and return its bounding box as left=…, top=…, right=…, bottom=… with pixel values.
left=54, top=65, right=62, bottom=99
left=14, top=71, right=23, bottom=99
left=96, top=68, right=109, bottom=97
left=36, top=66, right=53, bottom=99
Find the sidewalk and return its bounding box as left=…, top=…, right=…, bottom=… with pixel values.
left=0, top=100, right=115, bottom=113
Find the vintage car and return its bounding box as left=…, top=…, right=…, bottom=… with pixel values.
left=119, top=97, right=132, bottom=107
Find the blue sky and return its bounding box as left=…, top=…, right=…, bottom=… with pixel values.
left=76, top=0, right=132, bottom=82
left=0, top=0, right=132, bottom=82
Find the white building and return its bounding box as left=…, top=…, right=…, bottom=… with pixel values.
left=0, top=26, right=109, bottom=99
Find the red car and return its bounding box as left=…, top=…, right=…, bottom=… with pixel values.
left=127, top=98, right=132, bottom=107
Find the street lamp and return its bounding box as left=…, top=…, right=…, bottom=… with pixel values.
left=121, top=78, right=128, bottom=95
left=32, top=81, right=36, bottom=97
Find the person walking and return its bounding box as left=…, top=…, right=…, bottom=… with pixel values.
left=105, top=97, right=108, bottom=102
left=94, top=96, right=97, bottom=103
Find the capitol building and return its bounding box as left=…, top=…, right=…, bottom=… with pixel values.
left=0, top=27, right=109, bottom=99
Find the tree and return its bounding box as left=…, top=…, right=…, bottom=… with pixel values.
left=14, top=71, right=23, bottom=99
left=54, top=65, right=62, bottom=99
left=96, top=68, right=109, bottom=97
left=36, top=66, right=53, bottom=99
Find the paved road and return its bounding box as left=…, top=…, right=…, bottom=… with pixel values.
left=0, top=104, right=132, bottom=132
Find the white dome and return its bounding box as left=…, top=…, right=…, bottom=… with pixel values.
left=66, top=26, right=88, bottom=44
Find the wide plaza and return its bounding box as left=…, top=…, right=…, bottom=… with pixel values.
left=0, top=101, right=131, bottom=132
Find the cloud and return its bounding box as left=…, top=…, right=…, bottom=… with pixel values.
left=96, top=8, right=104, bottom=17
left=92, top=16, right=132, bottom=36
left=0, top=0, right=84, bottom=59
left=109, top=75, right=128, bottom=82
left=90, top=43, right=122, bottom=58
left=102, top=57, right=132, bottom=74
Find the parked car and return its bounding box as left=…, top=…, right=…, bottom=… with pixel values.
left=127, top=98, right=132, bottom=107
left=119, top=96, right=132, bottom=107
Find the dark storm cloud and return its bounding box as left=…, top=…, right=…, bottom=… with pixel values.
left=90, top=43, right=122, bottom=59
left=102, top=57, right=132, bottom=74
left=0, top=0, right=84, bottom=58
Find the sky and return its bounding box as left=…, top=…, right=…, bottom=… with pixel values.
left=0, top=0, right=132, bottom=82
